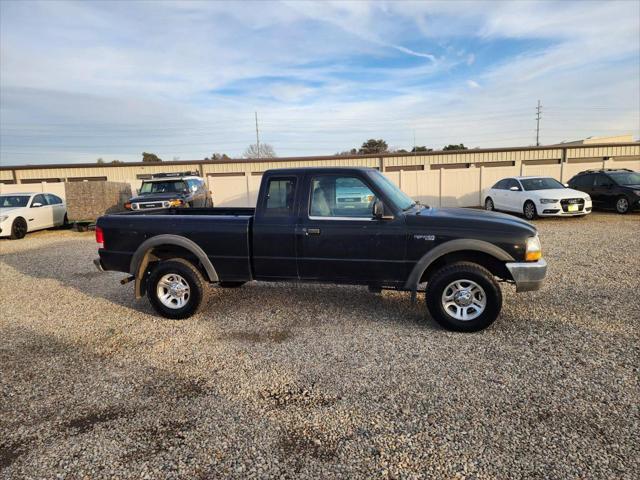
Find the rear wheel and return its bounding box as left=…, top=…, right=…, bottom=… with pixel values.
left=484, top=197, right=494, bottom=211
left=10, top=217, right=28, bottom=240
left=616, top=196, right=630, bottom=214
left=146, top=258, right=207, bottom=319
left=425, top=262, right=502, bottom=332
left=523, top=200, right=537, bottom=220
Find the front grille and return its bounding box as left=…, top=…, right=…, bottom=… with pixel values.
left=560, top=198, right=584, bottom=212
left=135, top=202, right=164, bottom=209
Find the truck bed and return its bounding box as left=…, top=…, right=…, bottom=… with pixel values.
left=98, top=208, right=254, bottom=282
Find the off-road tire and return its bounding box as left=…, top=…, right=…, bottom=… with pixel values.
left=425, top=262, right=502, bottom=332
left=10, top=217, right=28, bottom=240
left=146, top=258, right=208, bottom=319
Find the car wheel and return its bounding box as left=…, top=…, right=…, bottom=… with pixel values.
left=523, top=200, right=537, bottom=220
left=10, top=217, right=28, bottom=240
left=63, top=213, right=69, bottom=226
left=484, top=198, right=494, bottom=211
left=146, top=258, right=208, bottom=319
left=425, top=262, right=502, bottom=332
left=615, top=196, right=630, bottom=214
left=218, top=281, right=246, bottom=288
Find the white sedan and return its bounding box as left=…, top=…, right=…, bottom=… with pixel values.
left=483, top=176, right=592, bottom=220
left=0, top=192, right=68, bottom=239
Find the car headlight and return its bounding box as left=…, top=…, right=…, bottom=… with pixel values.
left=539, top=199, right=558, bottom=204
left=525, top=235, right=542, bottom=262
left=0, top=215, right=8, bottom=223
left=168, top=199, right=184, bottom=207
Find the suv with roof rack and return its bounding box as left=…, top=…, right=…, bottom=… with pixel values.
left=567, top=169, right=640, bottom=214
left=125, top=172, right=212, bottom=211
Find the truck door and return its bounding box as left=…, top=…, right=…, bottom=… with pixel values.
left=252, top=175, right=299, bottom=279
left=297, top=173, right=406, bottom=284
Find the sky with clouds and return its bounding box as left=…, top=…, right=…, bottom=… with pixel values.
left=1, top=0, right=639, bottom=165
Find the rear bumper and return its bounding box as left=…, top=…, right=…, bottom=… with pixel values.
left=505, top=259, right=547, bottom=292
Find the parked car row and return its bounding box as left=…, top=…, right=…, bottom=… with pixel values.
left=483, top=168, right=639, bottom=219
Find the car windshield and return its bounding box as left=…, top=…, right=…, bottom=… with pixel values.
left=608, top=171, right=640, bottom=186
left=0, top=195, right=30, bottom=208
left=139, top=180, right=187, bottom=194
left=370, top=171, right=417, bottom=210
left=520, top=178, right=565, bottom=191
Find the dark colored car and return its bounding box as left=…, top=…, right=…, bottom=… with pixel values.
left=567, top=169, right=640, bottom=214
left=126, top=172, right=212, bottom=211
left=95, top=167, right=547, bottom=332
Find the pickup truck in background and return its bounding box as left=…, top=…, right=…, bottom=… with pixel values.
left=95, top=167, right=547, bottom=332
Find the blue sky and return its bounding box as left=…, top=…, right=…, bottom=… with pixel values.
left=1, top=0, right=638, bottom=165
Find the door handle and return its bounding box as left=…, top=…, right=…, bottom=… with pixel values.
left=305, top=228, right=321, bottom=236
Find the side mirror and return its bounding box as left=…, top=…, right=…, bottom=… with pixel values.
left=509, top=186, right=520, bottom=191
left=563, top=183, right=569, bottom=188
left=373, top=199, right=384, bottom=218
left=31, top=202, right=43, bottom=208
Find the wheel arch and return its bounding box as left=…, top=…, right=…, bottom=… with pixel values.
left=129, top=235, right=218, bottom=299
left=404, top=239, right=515, bottom=293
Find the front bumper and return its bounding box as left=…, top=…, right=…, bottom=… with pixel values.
left=505, top=259, right=547, bottom=292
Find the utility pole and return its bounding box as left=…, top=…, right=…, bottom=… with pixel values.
left=254, top=111, right=260, bottom=158
left=413, top=130, right=416, bottom=155
left=535, top=100, right=542, bottom=146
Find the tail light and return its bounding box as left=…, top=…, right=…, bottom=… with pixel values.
left=95, top=226, right=104, bottom=246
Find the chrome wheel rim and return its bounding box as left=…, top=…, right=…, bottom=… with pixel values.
left=485, top=199, right=493, bottom=211
left=617, top=198, right=628, bottom=212
left=157, top=273, right=190, bottom=309
left=441, top=279, right=486, bottom=321
left=524, top=203, right=535, bottom=219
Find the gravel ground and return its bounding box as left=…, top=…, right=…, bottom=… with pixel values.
left=1, top=212, right=639, bottom=479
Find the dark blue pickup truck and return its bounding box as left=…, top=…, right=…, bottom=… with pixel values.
left=95, top=167, right=547, bottom=331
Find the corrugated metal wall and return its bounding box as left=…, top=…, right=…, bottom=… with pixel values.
left=2, top=144, right=638, bottom=207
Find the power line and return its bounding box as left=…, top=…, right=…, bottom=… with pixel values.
left=535, top=100, right=542, bottom=147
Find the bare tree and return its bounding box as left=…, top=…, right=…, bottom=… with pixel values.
left=243, top=143, right=277, bottom=159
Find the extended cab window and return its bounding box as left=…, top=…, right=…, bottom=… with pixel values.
left=310, top=176, right=376, bottom=218
left=264, top=177, right=296, bottom=216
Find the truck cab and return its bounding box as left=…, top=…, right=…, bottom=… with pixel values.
left=96, top=167, right=547, bottom=332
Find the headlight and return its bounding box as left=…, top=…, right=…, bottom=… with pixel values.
left=131, top=203, right=139, bottom=210
left=525, top=235, right=542, bottom=262
left=0, top=215, right=8, bottom=222
left=168, top=199, right=184, bottom=207
left=539, top=199, right=558, bottom=204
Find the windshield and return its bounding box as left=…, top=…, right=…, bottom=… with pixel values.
left=139, top=180, right=187, bottom=194
left=370, top=171, right=416, bottom=210
left=0, top=195, right=30, bottom=208
left=609, top=171, right=640, bottom=186
left=520, top=178, right=565, bottom=191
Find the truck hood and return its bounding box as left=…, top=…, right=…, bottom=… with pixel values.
left=129, top=192, right=188, bottom=202
left=412, top=206, right=536, bottom=234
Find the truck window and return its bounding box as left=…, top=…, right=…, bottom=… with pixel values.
left=309, top=176, right=376, bottom=218
left=264, top=177, right=296, bottom=216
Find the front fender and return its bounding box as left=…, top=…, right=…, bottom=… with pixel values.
left=403, top=239, right=515, bottom=292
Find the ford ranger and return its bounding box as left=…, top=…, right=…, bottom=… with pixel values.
left=95, top=167, right=547, bottom=332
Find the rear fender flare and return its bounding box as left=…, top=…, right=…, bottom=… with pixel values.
left=404, top=239, right=515, bottom=292
left=129, top=234, right=218, bottom=298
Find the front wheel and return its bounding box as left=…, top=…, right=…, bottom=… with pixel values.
left=484, top=197, right=494, bottom=211
left=523, top=200, right=537, bottom=220
left=616, top=196, right=630, bottom=214
left=425, top=262, right=502, bottom=332
left=146, top=258, right=207, bottom=319
left=10, top=217, right=28, bottom=240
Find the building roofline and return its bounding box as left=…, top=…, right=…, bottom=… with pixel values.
left=1, top=142, right=637, bottom=172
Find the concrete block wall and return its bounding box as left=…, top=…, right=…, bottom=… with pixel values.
left=64, top=181, right=132, bottom=221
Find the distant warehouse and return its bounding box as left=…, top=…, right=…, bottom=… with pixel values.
left=1, top=140, right=638, bottom=208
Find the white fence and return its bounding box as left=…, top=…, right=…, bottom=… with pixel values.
left=0, top=182, right=66, bottom=201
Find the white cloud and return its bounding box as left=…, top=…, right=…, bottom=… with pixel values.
left=466, top=80, right=480, bottom=89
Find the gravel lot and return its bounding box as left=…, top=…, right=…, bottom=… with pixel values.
left=1, top=212, right=639, bottom=479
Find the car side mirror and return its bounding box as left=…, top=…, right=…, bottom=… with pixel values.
left=509, top=186, right=520, bottom=191
left=31, top=202, right=43, bottom=208
left=373, top=199, right=385, bottom=218
left=563, top=183, right=569, bottom=188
